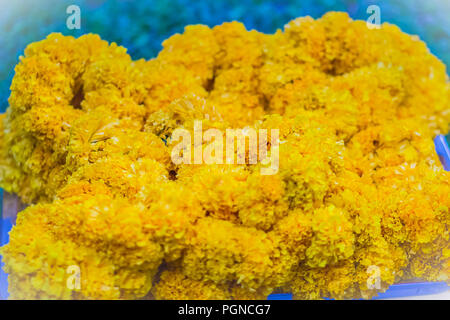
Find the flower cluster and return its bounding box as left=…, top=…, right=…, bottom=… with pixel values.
left=0, top=12, right=449, bottom=299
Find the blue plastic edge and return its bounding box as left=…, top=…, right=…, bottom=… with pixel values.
left=268, top=281, right=450, bottom=300
left=434, top=134, right=450, bottom=171
left=0, top=188, right=9, bottom=300
left=1, top=136, right=450, bottom=300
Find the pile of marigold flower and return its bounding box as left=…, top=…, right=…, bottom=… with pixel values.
left=0, top=12, right=449, bottom=300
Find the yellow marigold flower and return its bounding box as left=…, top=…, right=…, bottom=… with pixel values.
left=305, top=205, right=355, bottom=268
left=153, top=270, right=230, bottom=300
left=0, top=12, right=449, bottom=299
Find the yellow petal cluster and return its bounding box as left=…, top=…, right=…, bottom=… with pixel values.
left=0, top=12, right=449, bottom=299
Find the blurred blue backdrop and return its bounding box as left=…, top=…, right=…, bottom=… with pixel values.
left=0, top=0, right=449, bottom=112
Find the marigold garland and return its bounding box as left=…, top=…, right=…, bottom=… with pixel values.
left=0, top=12, right=449, bottom=299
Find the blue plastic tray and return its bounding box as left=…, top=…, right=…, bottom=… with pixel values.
left=435, top=134, right=450, bottom=171
left=1, top=135, right=449, bottom=300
